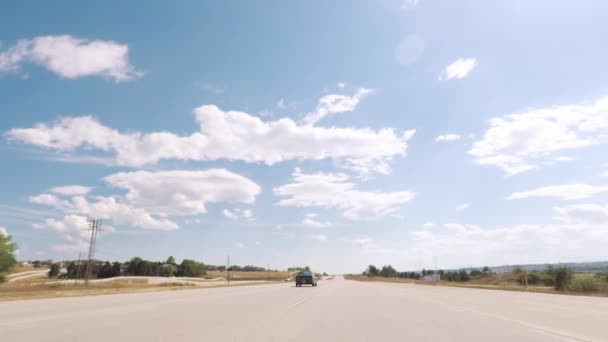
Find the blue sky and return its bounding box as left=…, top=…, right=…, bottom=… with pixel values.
left=1, top=1, right=608, bottom=273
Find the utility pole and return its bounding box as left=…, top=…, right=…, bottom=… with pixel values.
left=227, top=255, right=230, bottom=285
left=83, top=219, right=102, bottom=287
left=74, top=252, right=82, bottom=286
left=267, top=263, right=270, bottom=281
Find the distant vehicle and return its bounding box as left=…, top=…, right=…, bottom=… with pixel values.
left=295, top=271, right=317, bottom=287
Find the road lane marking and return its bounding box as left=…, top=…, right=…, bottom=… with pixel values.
left=293, top=298, right=308, bottom=306
left=410, top=296, right=596, bottom=342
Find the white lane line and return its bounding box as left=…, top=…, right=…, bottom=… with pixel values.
left=425, top=298, right=595, bottom=342
left=293, top=298, right=308, bottom=306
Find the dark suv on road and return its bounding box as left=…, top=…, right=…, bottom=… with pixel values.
left=295, top=271, right=317, bottom=287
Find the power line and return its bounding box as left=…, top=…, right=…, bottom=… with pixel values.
left=83, top=219, right=102, bottom=287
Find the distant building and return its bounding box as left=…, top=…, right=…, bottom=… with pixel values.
left=421, top=274, right=440, bottom=282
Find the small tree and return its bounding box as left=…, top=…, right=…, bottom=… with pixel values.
left=159, top=264, right=175, bottom=277
left=48, top=263, right=61, bottom=278
left=178, top=259, right=206, bottom=277
left=470, top=269, right=482, bottom=277
left=366, top=265, right=379, bottom=277
left=458, top=270, right=471, bottom=281
left=380, top=265, right=397, bottom=277
left=112, top=262, right=122, bottom=277
left=127, top=257, right=143, bottom=275
left=166, top=256, right=176, bottom=266
left=554, top=266, right=573, bottom=291
left=0, top=233, right=18, bottom=282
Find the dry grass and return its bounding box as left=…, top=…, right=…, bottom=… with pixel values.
left=8, top=275, right=54, bottom=284
left=345, top=274, right=608, bottom=297
left=8, top=266, right=42, bottom=275
left=206, top=270, right=289, bottom=281
left=0, top=277, right=277, bottom=301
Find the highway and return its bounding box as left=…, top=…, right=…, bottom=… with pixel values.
left=1, top=276, right=606, bottom=341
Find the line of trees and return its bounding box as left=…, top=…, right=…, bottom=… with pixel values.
left=50, top=256, right=207, bottom=280
left=48, top=257, right=283, bottom=280
left=207, top=265, right=273, bottom=272
left=363, top=263, right=608, bottom=293
left=363, top=265, right=493, bottom=282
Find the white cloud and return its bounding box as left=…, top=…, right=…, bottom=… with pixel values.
left=312, top=234, right=327, bottom=242
left=422, top=221, right=435, bottom=228
left=507, top=184, right=608, bottom=201
left=439, top=58, right=477, bottom=81
left=33, top=214, right=90, bottom=239
left=33, top=214, right=115, bottom=253
left=0, top=227, right=6, bottom=236
left=223, top=208, right=254, bottom=221
left=30, top=194, right=179, bottom=231
left=409, top=215, right=608, bottom=268
left=201, top=83, right=225, bottom=95
left=435, top=134, right=461, bottom=142
left=276, top=98, right=286, bottom=109
left=401, top=0, right=420, bottom=10
left=443, top=223, right=481, bottom=233
left=235, top=242, right=245, bottom=249
left=469, top=96, right=608, bottom=175
left=105, top=169, right=260, bottom=216
left=258, top=109, right=271, bottom=118
left=351, top=237, right=377, bottom=249
left=303, top=218, right=331, bottom=228
left=6, top=105, right=414, bottom=176
left=303, top=88, right=373, bottom=125
left=50, top=185, right=92, bottom=196
left=30, top=169, right=260, bottom=232
left=337, top=82, right=346, bottom=89
left=456, top=203, right=470, bottom=211
left=349, top=236, right=394, bottom=254
left=274, top=169, right=415, bottom=220
left=222, top=209, right=238, bottom=220
left=0, top=35, right=141, bottom=81
left=554, top=156, right=574, bottom=162
left=554, top=203, right=608, bottom=225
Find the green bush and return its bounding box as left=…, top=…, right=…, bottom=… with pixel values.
left=0, top=233, right=18, bottom=283
left=540, top=273, right=555, bottom=286
left=553, top=266, right=573, bottom=291
left=526, top=272, right=541, bottom=285
left=570, top=276, right=603, bottom=293
left=48, top=263, right=61, bottom=278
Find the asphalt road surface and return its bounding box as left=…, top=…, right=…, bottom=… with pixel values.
left=1, top=276, right=607, bottom=342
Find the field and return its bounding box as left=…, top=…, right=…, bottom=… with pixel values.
left=0, top=277, right=190, bottom=301
left=345, top=273, right=608, bottom=297
left=8, top=265, right=39, bottom=274
left=0, top=268, right=288, bottom=301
